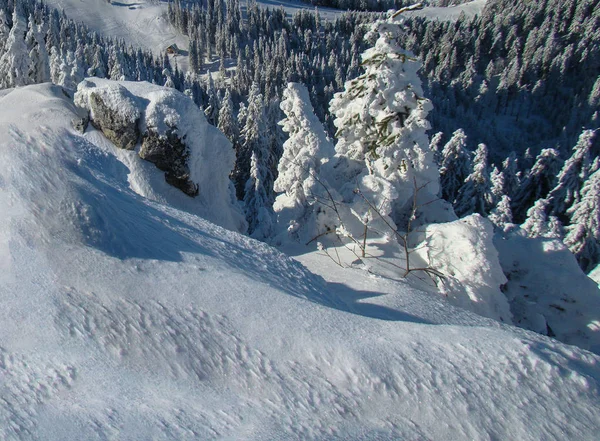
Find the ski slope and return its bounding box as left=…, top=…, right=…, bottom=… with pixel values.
left=1, top=81, right=599, bottom=440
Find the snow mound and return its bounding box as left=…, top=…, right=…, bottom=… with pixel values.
left=418, top=214, right=512, bottom=322
left=1, top=83, right=600, bottom=440
left=495, top=229, right=600, bottom=354
left=75, top=78, right=246, bottom=232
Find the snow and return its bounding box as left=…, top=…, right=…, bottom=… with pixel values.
left=75, top=78, right=246, bottom=232
left=415, top=214, right=512, bottom=323
left=494, top=227, right=600, bottom=354
left=405, top=0, right=487, bottom=21
left=1, top=82, right=600, bottom=440
left=45, top=0, right=188, bottom=57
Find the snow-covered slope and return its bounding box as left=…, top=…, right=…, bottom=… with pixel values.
left=406, top=0, right=487, bottom=21
left=44, top=0, right=187, bottom=55
left=1, top=82, right=600, bottom=440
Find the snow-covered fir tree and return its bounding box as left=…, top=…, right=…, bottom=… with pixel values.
left=565, top=169, right=600, bottom=273
left=453, top=143, right=493, bottom=217
left=489, top=166, right=505, bottom=207
left=0, top=10, right=31, bottom=88
left=244, top=150, right=275, bottom=240
left=512, top=148, right=563, bottom=223
left=273, top=82, right=336, bottom=243
left=501, top=152, right=521, bottom=200
left=217, top=88, right=238, bottom=143
left=25, top=14, right=49, bottom=84
left=547, top=129, right=597, bottom=222
left=329, top=5, right=439, bottom=231
left=522, top=198, right=562, bottom=239
left=489, top=195, right=513, bottom=230
left=439, top=128, right=471, bottom=204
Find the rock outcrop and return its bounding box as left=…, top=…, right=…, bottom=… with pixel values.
left=76, top=80, right=197, bottom=196
left=139, top=129, right=198, bottom=196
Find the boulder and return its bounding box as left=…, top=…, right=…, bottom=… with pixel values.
left=139, top=129, right=198, bottom=197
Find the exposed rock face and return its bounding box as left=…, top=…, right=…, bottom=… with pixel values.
left=139, top=129, right=198, bottom=197
left=88, top=91, right=140, bottom=150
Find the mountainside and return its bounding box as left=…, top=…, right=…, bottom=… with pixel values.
left=1, top=81, right=600, bottom=440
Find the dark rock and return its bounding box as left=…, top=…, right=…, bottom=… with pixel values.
left=88, top=91, right=140, bottom=150
left=71, top=113, right=89, bottom=134
left=139, top=129, right=199, bottom=197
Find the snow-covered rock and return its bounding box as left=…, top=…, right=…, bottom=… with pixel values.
left=75, top=78, right=246, bottom=231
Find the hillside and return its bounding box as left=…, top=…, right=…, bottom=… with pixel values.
left=1, top=81, right=600, bottom=440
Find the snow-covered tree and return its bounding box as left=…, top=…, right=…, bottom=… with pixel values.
left=521, top=198, right=562, bottom=239
left=565, top=169, right=600, bottom=273
left=439, top=128, right=472, bottom=203
left=489, top=195, right=513, bottom=230
left=489, top=166, right=505, bottom=206
left=328, top=6, right=439, bottom=230
left=547, top=129, right=597, bottom=222
left=204, top=71, right=220, bottom=125
left=429, top=131, right=444, bottom=166
left=25, top=15, right=50, bottom=84
left=501, top=152, right=521, bottom=199
left=244, top=150, right=275, bottom=240
left=512, top=148, right=562, bottom=223
left=0, top=9, right=11, bottom=60
left=273, top=82, right=336, bottom=242
left=0, top=10, right=31, bottom=88
left=217, top=88, right=238, bottom=142
left=454, top=143, right=493, bottom=217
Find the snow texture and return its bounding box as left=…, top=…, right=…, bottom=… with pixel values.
left=495, top=228, right=600, bottom=354
left=417, top=214, right=512, bottom=323
left=1, top=80, right=599, bottom=441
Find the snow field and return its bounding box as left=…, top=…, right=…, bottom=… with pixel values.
left=0, top=83, right=599, bottom=439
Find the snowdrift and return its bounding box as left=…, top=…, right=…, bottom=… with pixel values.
left=1, top=82, right=600, bottom=440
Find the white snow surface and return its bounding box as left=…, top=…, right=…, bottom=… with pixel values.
left=45, top=0, right=188, bottom=56
left=1, top=82, right=600, bottom=439
left=495, top=228, right=600, bottom=355
left=406, top=0, right=487, bottom=21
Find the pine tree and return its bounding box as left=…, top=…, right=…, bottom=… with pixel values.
left=489, top=166, right=505, bottom=206
left=522, top=198, right=562, bottom=239
left=233, top=82, right=268, bottom=199
left=244, top=150, right=275, bottom=239
left=501, top=151, right=521, bottom=199
left=565, top=169, right=600, bottom=273
left=273, top=82, right=336, bottom=242
left=454, top=143, right=493, bottom=217
left=547, top=129, right=597, bottom=222
left=25, top=15, right=50, bottom=84
left=217, top=88, right=238, bottom=142
left=489, top=195, right=513, bottom=230
left=439, top=128, right=472, bottom=203
left=328, top=6, right=439, bottom=230
left=0, top=10, right=31, bottom=88
left=204, top=71, right=220, bottom=125
left=512, top=148, right=562, bottom=223
left=429, top=131, right=444, bottom=166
